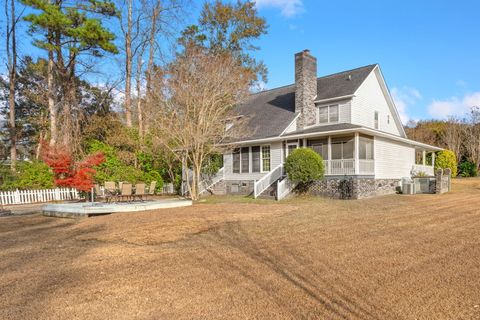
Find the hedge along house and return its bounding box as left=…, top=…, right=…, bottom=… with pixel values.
left=197, top=50, right=442, bottom=199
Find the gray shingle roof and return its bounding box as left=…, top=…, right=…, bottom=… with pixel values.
left=316, top=64, right=377, bottom=101
left=234, top=64, right=376, bottom=141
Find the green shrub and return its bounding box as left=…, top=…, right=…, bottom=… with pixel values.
left=285, top=148, right=324, bottom=187
left=435, top=150, right=457, bottom=177
left=0, top=161, right=54, bottom=190
left=141, top=170, right=164, bottom=192
left=459, top=161, right=478, bottom=177
left=202, top=153, right=223, bottom=176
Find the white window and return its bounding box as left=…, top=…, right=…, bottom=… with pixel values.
left=233, top=149, right=240, bottom=173
left=374, top=111, right=379, bottom=129
left=318, top=104, right=339, bottom=124
left=241, top=147, right=249, bottom=173
left=252, top=146, right=260, bottom=173
left=318, top=107, right=328, bottom=123
left=233, top=145, right=269, bottom=173
left=261, top=145, right=271, bottom=172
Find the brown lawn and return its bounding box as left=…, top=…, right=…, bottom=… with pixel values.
left=1, top=178, right=480, bottom=320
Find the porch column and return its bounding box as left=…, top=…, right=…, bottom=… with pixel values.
left=327, top=136, right=332, bottom=175
left=422, top=150, right=426, bottom=166
left=354, top=132, right=360, bottom=175
left=431, top=152, right=435, bottom=168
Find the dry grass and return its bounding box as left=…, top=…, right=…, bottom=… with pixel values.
left=1, top=178, right=480, bottom=319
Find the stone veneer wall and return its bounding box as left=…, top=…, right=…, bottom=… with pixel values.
left=294, top=50, right=317, bottom=128
left=435, top=168, right=451, bottom=194
left=308, top=177, right=400, bottom=200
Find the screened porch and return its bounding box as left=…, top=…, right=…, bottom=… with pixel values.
left=284, top=133, right=375, bottom=176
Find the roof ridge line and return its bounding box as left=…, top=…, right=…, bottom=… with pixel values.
left=316, top=64, right=377, bottom=80
left=250, top=64, right=377, bottom=96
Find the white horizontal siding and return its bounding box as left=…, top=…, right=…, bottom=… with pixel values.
left=351, top=69, right=401, bottom=136
left=374, top=136, right=415, bottom=179
left=224, top=141, right=283, bottom=181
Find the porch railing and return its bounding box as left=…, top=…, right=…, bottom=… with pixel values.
left=411, top=164, right=434, bottom=176
left=324, top=159, right=355, bottom=175
left=254, top=164, right=283, bottom=198
left=323, top=159, right=375, bottom=175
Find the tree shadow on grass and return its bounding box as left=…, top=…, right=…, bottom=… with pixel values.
left=195, top=221, right=394, bottom=319
left=0, top=216, right=107, bottom=319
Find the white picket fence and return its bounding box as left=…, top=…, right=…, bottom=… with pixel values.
left=0, top=188, right=80, bottom=206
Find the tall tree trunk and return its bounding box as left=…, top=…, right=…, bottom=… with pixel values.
left=143, top=2, right=160, bottom=137
left=124, top=0, right=133, bottom=127
left=135, top=51, right=144, bottom=137
left=47, top=47, right=57, bottom=146
left=6, top=0, right=17, bottom=171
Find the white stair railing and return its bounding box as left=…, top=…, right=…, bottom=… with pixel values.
left=199, top=167, right=225, bottom=195
left=253, top=164, right=283, bottom=198
left=276, top=177, right=295, bottom=201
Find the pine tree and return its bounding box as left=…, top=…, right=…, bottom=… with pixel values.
left=22, top=0, right=119, bottom=152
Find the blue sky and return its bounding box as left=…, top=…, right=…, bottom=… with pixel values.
left=2, top=0, right=479, bottom=124
left=251, top=0, right=480, bottom=123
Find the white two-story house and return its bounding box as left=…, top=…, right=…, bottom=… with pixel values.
left=204, top=50, right=441, bottom=199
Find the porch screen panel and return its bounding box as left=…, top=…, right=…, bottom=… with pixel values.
left=331, top=137, right=354, bottom=159
left=233, top=149, right=240, bottom=173
left=262, top=146, right=271, bottom=171
left=359, top=136, right=374, bottom=160
left=307, top=139, right=328, bottom=160
left=241, top=147, right=249, bottom=173
left=252, top=146, right=261, bottom=172
left=343, top=138, right=354, bottom=159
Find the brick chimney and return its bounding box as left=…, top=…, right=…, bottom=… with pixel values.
left=295, top=49, right=317, bottom=128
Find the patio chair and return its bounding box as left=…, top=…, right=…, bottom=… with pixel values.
left=119, top=183, right=133, bottom=202
left=134, top=183, right=146, bottom=201
left=94, top=183, right=105, bottom=202
left=147, top=181, right=157, bottom=200
left=104, top=181, right=117, bottom=203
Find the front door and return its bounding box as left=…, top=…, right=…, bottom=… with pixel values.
left=286, top=142, right=298, bottom=157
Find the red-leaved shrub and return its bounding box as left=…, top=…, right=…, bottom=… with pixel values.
left=42, top=143, right=105, bottom=192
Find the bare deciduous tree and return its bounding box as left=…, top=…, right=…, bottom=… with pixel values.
left=463, top=106, right=480, bottom=169
left=441, top=116, right=464, bottom=163
left=151, top=47, right=252, bottom=200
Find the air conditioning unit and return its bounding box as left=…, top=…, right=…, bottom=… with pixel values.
left=402, top=182, right=415, bottom=195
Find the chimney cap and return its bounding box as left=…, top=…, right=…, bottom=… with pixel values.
left=303, top=49, right=310, bottom=54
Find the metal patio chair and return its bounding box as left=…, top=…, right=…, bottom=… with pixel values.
left=147, top=181, right=157, bottom=200
left=104, top=181, right=117, bottom=203
left=134, top=183, right=146, bottom=201
left=119, top=183, right=133, bottom=202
